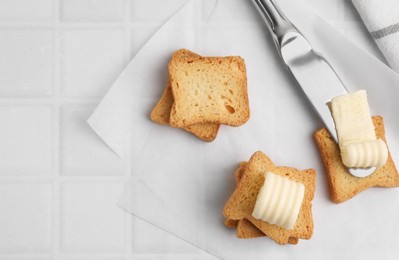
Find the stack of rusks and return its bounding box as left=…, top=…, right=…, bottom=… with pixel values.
left=151, top=49, right=250, bottom=142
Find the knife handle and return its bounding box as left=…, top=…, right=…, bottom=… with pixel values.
left=252, top=0, right=298, bottom=48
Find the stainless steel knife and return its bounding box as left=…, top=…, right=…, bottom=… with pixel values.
left=252, top=0, right=375, bottom=177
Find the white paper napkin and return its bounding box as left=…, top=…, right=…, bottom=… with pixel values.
left=89, top=0, right=399, bottom=258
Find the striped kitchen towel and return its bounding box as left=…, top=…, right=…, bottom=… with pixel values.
left=352, top=0, right=399, bottom=72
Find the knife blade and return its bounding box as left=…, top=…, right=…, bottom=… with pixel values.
left=252, top=0, right=375, bottom=177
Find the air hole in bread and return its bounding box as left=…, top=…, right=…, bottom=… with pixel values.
left=225, top=105, right=236, bottom=114
left=208, top=95, right=212, bottom=100
left=221, top=95, right=230, bottom=101
left=229, top=89, right=234, bottom=95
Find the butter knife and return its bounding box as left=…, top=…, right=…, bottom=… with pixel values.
left=252, top=0, right=375, bottom=177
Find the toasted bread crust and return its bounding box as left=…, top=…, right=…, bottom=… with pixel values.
left=168, top=50, right=249, bottom=127
left=226, top=162, right=299, bottom=244
left=314, top=116, right=399, bottom=203
left=150, top=50, right=220, bottom=142
left=224, top=151, right=316, bottom=245
left=151, top=48, right=249, bottom=140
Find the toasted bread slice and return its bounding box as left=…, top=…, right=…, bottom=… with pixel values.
left=234, top=162, right=248, bottom=184
left=224, top=151, right=316, bottom=245
left=150, top=49, right=220, bottom=142
left=168, top=49, right=249, bottom=127
left=236, top=214, right=299, bottom=244
left=150, top=83, right=220, bottom=142
left=224, top=162, right=249, bottom=229
left=226, top=161, right=299, bottom=244
left=224, top=218, right=239, bottom=229
left=314, top=116, right=399, bottom=203
left=236, top=218, right=265, bottom=239
left=150, top=83, right=175, bottom=125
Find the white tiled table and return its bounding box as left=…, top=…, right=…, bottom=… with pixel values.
left=0, top=0, right=383, bottom=259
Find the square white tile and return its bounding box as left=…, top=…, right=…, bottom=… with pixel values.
left=58, top=257, right=125, bottom=260
left=60, top=29, right=126, bottom=98
left=0, top=0, right=53, bottom=22
left=0, top=105, right=53, bottom=176
left=0, top=29, right=53, bottom=97
left=60, top=181, right=126, bottom=253
left=60, top=0, right=125, bottom=23
left=1, top=257, right=52, bottom=260
left=130, top=0, right=186, bottom=23
left=60, top=105, right=125, bottom=176
left=0, top=182, right=52, bottom=253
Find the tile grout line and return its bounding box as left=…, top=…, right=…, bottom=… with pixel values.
left=0, top=21, right=165, bottom=27
left=0, top=97, right=102, bottom=105
left=0, top=175, right=133, bottom=182
left=52, top=0, right=61, bottom=258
